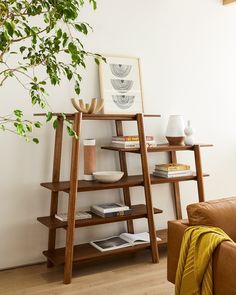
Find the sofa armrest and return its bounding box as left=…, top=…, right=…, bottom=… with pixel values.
left=213, top=241, right=236, bottom=295
left=167, top=220, right=188, bottom=283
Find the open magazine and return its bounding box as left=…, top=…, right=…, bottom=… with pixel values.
left=90, top=232, right=161, bottom=252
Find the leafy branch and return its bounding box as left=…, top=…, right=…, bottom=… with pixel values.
left=0, top=0, right=103, bottom=143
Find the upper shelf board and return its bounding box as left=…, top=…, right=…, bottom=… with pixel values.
left=34, top=113, right=161, bottom=121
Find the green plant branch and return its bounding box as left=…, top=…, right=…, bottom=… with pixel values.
left=0, top=0, right=99, bottom=142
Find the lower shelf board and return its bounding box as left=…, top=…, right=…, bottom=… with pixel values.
left=37, top=204, right=163, bottom=229
left=43, top=229, right=167, bottom=266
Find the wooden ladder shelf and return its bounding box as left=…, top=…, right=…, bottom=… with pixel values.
left=36, top=112, right=212, bottom=284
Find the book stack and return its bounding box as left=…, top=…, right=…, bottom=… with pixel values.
left=111, top=135, right=156, bottom=148
left=153, top=163, right=193, bottom=178
left=91, top=203, right=132, bottom=218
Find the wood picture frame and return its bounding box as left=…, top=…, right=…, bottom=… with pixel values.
left=99, top=55, right=144, bottom=114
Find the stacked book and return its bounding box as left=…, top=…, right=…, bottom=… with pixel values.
left=91, top=203, right=132, bottom=218
left=153, top=163, right=193, bottom=178
left=111, top=135, right=156, bottom=148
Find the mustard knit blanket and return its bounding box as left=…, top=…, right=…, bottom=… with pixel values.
left=175, top=226, right=232, bottom=295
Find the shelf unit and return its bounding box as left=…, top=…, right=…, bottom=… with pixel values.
left=36, top=112, right=212, bottom=284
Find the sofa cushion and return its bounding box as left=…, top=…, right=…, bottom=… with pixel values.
left=187, top=197, right=236, bottom=242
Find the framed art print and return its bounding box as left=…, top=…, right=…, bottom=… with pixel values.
left=99, top=55, right=144, bottom=114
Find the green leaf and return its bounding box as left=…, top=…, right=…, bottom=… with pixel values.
left=57, top=28, right=62, bottom=38
left=5, top=21, right=14, bottom=37
left=20, top=46, right=26, bottom=53
left=89, top=0, right=97, bottom=10
left=74, top=81, right=80, bottom=95
left=46, top=112, right=53, bottom=122
left=34, top=121, right=42, bottom=128
left=14, top=109, right=23, bottom=117
left=66, top=126, right=75, bottom=136
left=68, top=42, right=77, bottom=54
left=33, top=138, right=39, bottom=144
left=94, top=57, right=100, bottom=65
left=53, top=119, right=59, bottom=129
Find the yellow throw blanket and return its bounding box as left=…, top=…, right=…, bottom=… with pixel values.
left=175, top=226, right=233, bottom=295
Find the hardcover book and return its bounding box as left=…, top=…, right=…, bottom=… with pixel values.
left=91, top=207, right=132, bottom=218
left=155, top=163, right=190, bottom=172
left=91, top=203, right=130, bottom=214
left=90, top=232, right=161, bottom=252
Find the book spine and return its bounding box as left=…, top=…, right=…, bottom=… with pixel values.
left=155, top=165, right=190, bottom=171
left=112, top=136, right=154, bottom=142
left=112, top=141, right=156, bottom=148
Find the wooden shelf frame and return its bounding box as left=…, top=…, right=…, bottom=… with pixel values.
left=38, top=112, right=164, bottom=284
left=37, top=112, right=212, bottom=284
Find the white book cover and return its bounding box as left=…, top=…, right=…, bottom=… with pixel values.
left=153, top=170, right=194, bottom=178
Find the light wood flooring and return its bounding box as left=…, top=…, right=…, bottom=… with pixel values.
left=0, top=249, right=174, bottom=295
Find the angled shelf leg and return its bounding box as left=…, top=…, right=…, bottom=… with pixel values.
left=169, top=151, right=182, bottom=220
left=115, top=120, right=134, bottom=233
left=47, top=117, right=64, bottom=267
left=64, top=112, right=82, bottom=284
left=194, top=144, right=205, bottom=202
left=137, top=113, right=159, bottom=263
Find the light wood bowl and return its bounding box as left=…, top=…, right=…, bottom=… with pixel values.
left=71, top=98, right=104, bottom=114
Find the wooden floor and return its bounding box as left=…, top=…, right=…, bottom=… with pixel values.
left=0, top=249, right=174, bottom=295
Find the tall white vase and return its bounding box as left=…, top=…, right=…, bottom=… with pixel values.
left=166, top=115, right=185, bottom=146
left=184, top=120, right=194, bottom=146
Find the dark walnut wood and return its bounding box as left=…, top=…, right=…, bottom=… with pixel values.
left=34, top=113, right=161, bottom=121
left=37, top=111, right=212, bottom=284
left=101, top=144, right=213, bottom=153
left=43, top=229, right=167, bottom=267
left=115, top=120, right=134, bottom=233
left=40, top=173, right=210, bottom=193
left=37, top=205, right=163, bottom=229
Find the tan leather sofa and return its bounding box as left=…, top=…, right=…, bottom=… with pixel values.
left=167, top=197, right=236, bottom=295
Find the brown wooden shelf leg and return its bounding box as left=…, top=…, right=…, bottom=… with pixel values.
left=47, top=117, right=64, bottom=268
left=194, top=144, right=205, bottom=202
left=115, top=120, right=134, bottom=233
left=169, top=151, right=182, bottom=220
left=137, top=113, right=159, bottom=263
left=64, top=112, right=82, bottom=284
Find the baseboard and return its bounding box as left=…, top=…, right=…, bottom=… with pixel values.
left=0, top=260, right=46, bottom=272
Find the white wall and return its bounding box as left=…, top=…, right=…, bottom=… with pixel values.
left=1, top=0, right=236, bottom=268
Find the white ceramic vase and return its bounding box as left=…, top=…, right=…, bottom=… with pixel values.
left=184, top=120, right=194, bottom=146
left=166, top=115, right=185, bottom=146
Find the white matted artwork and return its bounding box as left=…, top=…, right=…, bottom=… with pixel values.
left=99, top=55, right=144, bottom=114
